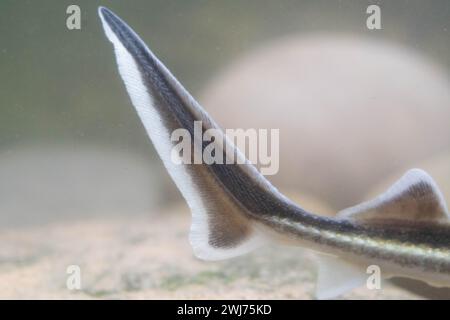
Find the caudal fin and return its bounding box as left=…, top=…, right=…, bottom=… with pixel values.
left=98, top=7, right=305, bottom=260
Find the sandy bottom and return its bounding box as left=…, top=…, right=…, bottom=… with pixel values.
left=0, top=205, right=436, bottom=300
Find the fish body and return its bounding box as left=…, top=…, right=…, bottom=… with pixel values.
left=98, top=7, right=450, bottom=298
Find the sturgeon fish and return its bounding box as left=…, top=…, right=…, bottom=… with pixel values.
left=98, top=7, right=450, bottom=299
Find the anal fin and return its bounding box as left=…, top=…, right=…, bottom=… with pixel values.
left=315, top=255, right=371, bottom=300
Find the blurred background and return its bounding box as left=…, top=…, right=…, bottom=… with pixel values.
left=0, top=0, right=449, bottom=299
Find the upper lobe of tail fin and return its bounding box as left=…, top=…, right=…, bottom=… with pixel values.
left=97, top=7, right=305, bottom=260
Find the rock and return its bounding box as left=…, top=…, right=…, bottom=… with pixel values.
left=199, top=35, right=450, bottom=210
left=0, top=146, right=165, bottom=227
